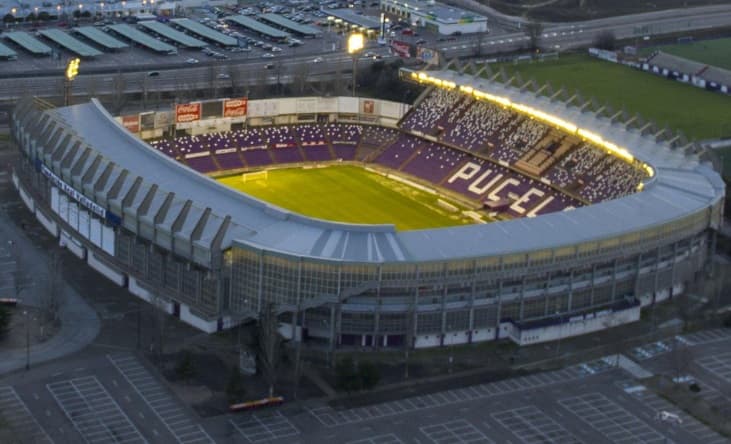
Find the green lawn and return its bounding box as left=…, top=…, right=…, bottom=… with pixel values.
left=217, top=165, right=475, bottom=230
left=495, top=55, right=731, bottom=139
left=640, top=38, right=731, bottom=71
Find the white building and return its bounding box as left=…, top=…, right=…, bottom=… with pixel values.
left=380, top=0, right=487, bottom=35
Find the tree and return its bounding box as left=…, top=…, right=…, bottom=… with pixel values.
left=524, top=21, right=544, bottom=52
left=669, top=336, right=694, bottom=382
left=357, top=360, right=380, bottom=390
left=175, top=350, right=195, bottom=383
left=225, top=365, right=245, bottom=404
left=25, top=13, right=37, bottom=23
left=39, top=251, right=63, bottom=332
left=594, top=30, right=617, bottom=51
left=0, top=305, right=11, bottom=340
left=335, top=356, right=359, bottom=393
left=257, top=303, right=281, bottom=398
left=38, top=11, right=51, bottom=22
left=3, top=13, right=15, bottom=24
left=110, top=71, right=127, bottom=115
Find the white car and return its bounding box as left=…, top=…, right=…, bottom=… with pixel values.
left=261, top=53, right=275, bottom=58
left=185, top=58, right=199, bottom=64
left=312, top=56, right=323, bottom=63
left=217, top=73, right=231, bottom=79
left=271, top=46, right=282, bottom=52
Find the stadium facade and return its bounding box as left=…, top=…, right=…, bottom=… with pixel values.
left=10, top=70, right=724, bottom=351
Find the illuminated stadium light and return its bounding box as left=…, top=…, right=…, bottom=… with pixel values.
left=65, top=58, right=80, bottom=81
left=409, top=70, right=656, bottom=174
left=347, top=33, right=364, bottom=54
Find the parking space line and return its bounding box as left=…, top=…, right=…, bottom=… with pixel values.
left=107, top=354, right=213, bottom=444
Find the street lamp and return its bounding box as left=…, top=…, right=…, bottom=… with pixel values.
left=64, top=57, right=80, bottom=106
left=347, top=32, right=364, bottom=97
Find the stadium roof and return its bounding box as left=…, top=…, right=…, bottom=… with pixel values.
left=3, top=31, right=52, bottom=55
left=138, top=20, right=208, bottom=48
left=323, top=9, right=381, bottom=30
left=258, top=13, right=321, bottom=37
left=32, top=74, right=723, bottom=265
left=107, top=24, right=177, bottom=53
left=73, top=26, right=129, bottom=50
left=38, top=29, right=103, bottom=58
left=170, top=18, right=237, bottom=47
left=226, top=15, right=291, bottom=39
left=0, top=41, right=17, bottom=58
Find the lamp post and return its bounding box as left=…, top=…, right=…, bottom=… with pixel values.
left=64, top=57, right=80, bottom=106
left=347, top=32, right=364, bottom=97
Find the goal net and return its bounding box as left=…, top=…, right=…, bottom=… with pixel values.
left=241, top=170, right=268, bottom=183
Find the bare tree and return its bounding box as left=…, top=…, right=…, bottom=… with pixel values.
left=38, top=250, right=64, bottom=337
left=10, top=242, right=32, bottom=304
left=292, top=62, right=311, bottom=96
left=110, top=71, right=127, bottom=115
left=258, top=303, right=282, bottom=398
left=669, top=336, right=694, bottom=382
left=524, top=21, right=544, bottom=52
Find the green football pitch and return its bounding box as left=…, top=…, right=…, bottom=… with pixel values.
left=640, top=38, right=731, bottom=71
left=217, top=165, right=476, bottom=231
left=494, top=55, right=731, bottom=139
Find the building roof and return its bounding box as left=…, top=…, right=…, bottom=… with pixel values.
left=170, top=18, right=237, bottom=47
left=25, top=72, right=723, bottom=266
left=38, top=29, right=103, bottom=58
left=138, top=20, right=208, bottom=48
left=3, top=31, right=52, bottom=55
left=107, top=23, right=177, bottom=53
left=258, top=13, right=321, bottom=37
left=0, top=41, right=17, bottom=58
left=383, top=0, right=487, bottom=24
left=73, top=26, right=129, bottom=50
left=323, top=9, right=381, bottom=29
left=226, top=15, right=291, bottom=39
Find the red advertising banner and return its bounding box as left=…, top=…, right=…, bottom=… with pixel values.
left=175, top=103, right=201, bottom=123
left=121, top=114, right=139, bottom=133
left=390, top=40, right=411, bottom=58
left=223, top=98, right=248, bottom=117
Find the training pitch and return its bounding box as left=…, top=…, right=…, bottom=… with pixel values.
left=642, top=37, right=731, bottom=71
left=496, top=55, right=731, bottom=139
left=217, top=165, right=476, bottom=231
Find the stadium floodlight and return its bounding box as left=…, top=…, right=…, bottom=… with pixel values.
left=65, top=58, right=80, bottom=81
left=347, top=33, right=365, bottom=97
left=64, top=58, right=81, bottom=106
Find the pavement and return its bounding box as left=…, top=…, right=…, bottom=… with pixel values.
left=0, top=156, right=100, bottom=375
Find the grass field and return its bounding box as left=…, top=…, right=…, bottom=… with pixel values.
left=217, top=165, right=475, bottom=230
left=640, top=38, right=731, bottom=71
left=495, top=55, right=731, bottom=139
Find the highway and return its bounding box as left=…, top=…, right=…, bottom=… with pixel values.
left=1, top=4, right=730, bottom=104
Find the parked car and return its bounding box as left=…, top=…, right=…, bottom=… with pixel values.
left=185, top=58, right=199, bottom=64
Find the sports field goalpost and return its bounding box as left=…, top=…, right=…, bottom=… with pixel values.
left=241, top=170, right=268, bottom=183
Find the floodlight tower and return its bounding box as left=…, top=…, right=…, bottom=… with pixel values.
left=347, top=33, right=364, bottom=97
left=64, top=57, right=80, bottom=106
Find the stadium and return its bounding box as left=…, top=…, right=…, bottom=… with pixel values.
left=10, top=67, right=724, bottom=351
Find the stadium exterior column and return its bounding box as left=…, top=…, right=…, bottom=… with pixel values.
left=494, top=260, right=504, bottom=340
left=653, top=246, right=662, bottom=303
left=256, top=250, right=264, bottom=314
left=632, top=254, right=642, bottom=303
left=440, top=263, right=448, bottom=346
left=467, top=260, right=477, bottom=342
left=589, top=265, right=596, bottom=307
left=373, top=265, right=382, bottom=349
left=566, top=270, right=573, bottom=312
left=328, top=304, right=337, bottom=354
left=669, top=241, right=678, bottom=295
left=518, top=276, right=526, bottom=320
left=610, top=259, right=618, bottom=303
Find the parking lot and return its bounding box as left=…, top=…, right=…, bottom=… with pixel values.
left=1, top=332, right=729, bottom=444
